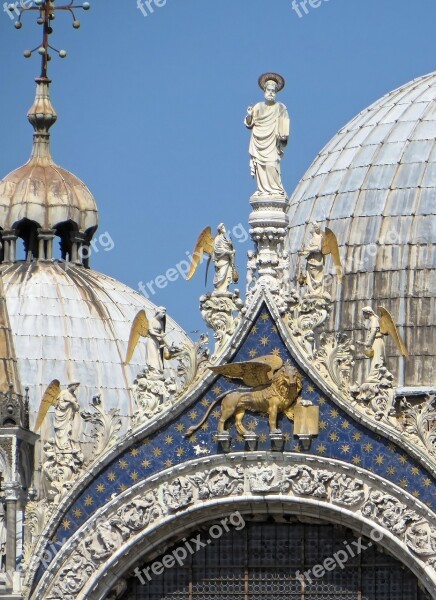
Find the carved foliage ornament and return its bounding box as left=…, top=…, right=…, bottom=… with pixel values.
left=39, top=461, right=436, bottom=600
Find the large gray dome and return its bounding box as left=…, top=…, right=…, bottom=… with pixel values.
left=0, top=261, right=193, bottom=426
left=287, top=72, right=436, bottom=388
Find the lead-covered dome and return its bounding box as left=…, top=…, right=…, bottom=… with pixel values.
left=287, top=72, right=436, bottom=388
left=0, top=261, right=193, bottom=427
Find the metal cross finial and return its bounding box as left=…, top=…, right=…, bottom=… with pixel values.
left=9, top=0, right=91, bottom=79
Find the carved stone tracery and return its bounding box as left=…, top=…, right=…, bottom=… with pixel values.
left=34, top=457, right=436, bottom=600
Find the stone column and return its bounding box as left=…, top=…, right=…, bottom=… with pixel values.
left=37, top=228, right=56, bottom=260
left=70, top=232, right=85, bottom=265
left=246, top=194, right=290, bottom=311
left=1, top=230, right=18, bottom=263
left=4, top=485, right=19, bottom=573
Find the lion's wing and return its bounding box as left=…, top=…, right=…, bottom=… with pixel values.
left=209, top=354, right=283, bottom=387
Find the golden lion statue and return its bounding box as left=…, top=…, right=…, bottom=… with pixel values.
left=185, top=355, right=305, bottom=436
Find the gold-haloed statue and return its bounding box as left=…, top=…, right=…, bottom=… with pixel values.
left=125, top=307, right=167, bottom=376
left=185, top=355, right=308, bottom=436
left=245, top=73, right=290, bottom=197
left=359, top=306, right=409, bottom=382
left=186, top=224, right=238, bottom=294
left=299, top=222, right=343, bottom=296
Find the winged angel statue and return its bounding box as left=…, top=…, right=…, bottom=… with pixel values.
left=186, top=355, right=308, bottom=436
left=186, top=224, right=238, bottom=294
left=359, top=306, right=409, bottom=382
left=299, top=223, right=343, bottom=296
left=124, top=307, right=167, bottom=375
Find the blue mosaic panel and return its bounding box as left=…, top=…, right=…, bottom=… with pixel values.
left=36, top=306, right=436, bottom=583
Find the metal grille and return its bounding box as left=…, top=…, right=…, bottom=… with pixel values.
left=123, top=522, right=428, bottom=600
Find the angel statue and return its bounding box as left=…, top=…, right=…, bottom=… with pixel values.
left=186, top=224, right=238, bottom=295
left=358, top=306, right=409, bottom=383
left=35, top=380, right=83, bottom=456
left=125, top=307, right=167, bottom=376
left=245, top=72, right=290, bottom=197
left=299, top=223, right=343, bottom=296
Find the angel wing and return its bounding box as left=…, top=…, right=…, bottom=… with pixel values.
left=186, top=227, right=215, bottom=281
left=322, top=228, right=343, bottom=282
left=209, top=355, right=283, bottom=387
left=35, top=379, right=61, bottom=431
left=125, top=310, right=150, bottom=365
left=378, top=306, right=409, bottom=358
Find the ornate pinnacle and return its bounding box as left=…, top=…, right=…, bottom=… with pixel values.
left=9, top=0, right=91, bottom=79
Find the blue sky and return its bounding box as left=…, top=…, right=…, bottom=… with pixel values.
left=0, top=0, right=435, bottom=336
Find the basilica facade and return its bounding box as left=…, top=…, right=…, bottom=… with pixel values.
left=0, top=5, right=435, bottom=600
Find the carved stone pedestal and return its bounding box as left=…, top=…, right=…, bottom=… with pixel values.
left=199, top=292, right=242, bottom=355
left=270, top=432, right=284, bottom=452
left=216, top=432, right=232, bottom=453
left=243, top=433, right=258, bottom=451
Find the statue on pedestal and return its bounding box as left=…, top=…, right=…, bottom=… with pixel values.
left=245, top=72, right=290, bottom=197
left=186, top=224, right=241, bottom=355
left=352, top=306, right=409, bottom=418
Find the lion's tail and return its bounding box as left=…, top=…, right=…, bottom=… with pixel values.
left=184, top=396, right=222, bottom=437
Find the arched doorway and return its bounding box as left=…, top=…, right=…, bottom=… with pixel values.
left=120, top=520, right=429, bottom=600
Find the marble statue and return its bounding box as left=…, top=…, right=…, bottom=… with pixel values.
left=213, top=224, right=237, bottom=294
left=53, top=382, right=82, bottom=454
left=299, top=222, right=342, bottom=296
left=125, top=307, right=167, bottom=377
left=299, top=223, right=324, bottom=295
left=145, top=307, right=167, bottom=375
left=245, top=72, right=290, bottom=197
left=187, top=224, right=238, bottom=295
left=361, top=307, right=387, bottom=383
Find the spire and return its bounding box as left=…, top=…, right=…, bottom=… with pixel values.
left=13, top=0, right=91, bottom=80
left=27, top=77, right=57, bottom=162
left=10, top=0, right=91, bottom=160
left=0, top=0, right=98, bottom=265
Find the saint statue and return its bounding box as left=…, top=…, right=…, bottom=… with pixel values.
left=212, top=223, right=237, bottom=294
left=53, top=381, right=82, bottom=455
left=245, top=72, right=290, bottom=197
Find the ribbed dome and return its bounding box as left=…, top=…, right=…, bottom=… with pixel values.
left=0, top=78, right=98, bottom=260
left=0, top=161, right=98, bottom=232
left=287, top=72, right=436, bottom=388
left=0, top=261, right=193, bottom=426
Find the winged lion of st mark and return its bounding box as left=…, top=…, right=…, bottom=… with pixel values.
left=185, top=355, right=310, bottom=437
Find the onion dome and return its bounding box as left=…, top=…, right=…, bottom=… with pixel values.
left=287, top=72, right=436, bottom=388
left=0, top=78, right=98, bottom=264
